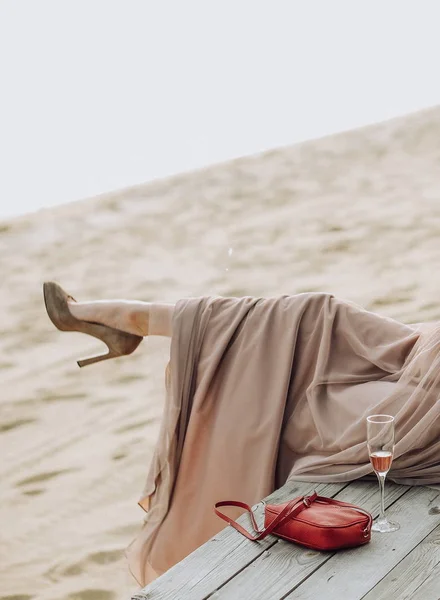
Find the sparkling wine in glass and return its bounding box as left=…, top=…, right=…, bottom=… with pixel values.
left=367, top=414, right=400, bottom=533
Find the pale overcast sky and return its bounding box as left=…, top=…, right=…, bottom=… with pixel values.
left=1, top=1, right=440, bottom=218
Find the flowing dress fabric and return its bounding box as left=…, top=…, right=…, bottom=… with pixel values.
left=125, top=293, right=440, bottom=586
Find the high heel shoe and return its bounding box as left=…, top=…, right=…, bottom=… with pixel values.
left=43, top=281, right=143, bottom=367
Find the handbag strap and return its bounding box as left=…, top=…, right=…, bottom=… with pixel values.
left=214, top=491, right=318, bottom=541
left=214, top=491, right=372, bottom=540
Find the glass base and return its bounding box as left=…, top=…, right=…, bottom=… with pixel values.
left=372, top=518, right=400, bottom=533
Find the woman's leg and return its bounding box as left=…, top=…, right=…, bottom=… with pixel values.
left=68, top=299, right=175, bottom=338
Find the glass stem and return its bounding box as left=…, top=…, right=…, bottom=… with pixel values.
left=378, top=473, right=386, bottom=521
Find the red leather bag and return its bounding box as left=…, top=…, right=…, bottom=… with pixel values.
left=215, top=491, right=373, bottom=551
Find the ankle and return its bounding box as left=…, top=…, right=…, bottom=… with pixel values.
left=128, top=305, right=150, bottom=337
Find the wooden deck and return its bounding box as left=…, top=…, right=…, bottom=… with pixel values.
left=132, top=479, right=440, bottom=599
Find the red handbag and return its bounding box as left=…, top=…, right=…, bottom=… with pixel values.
left=215, top=490, right=373, bottom=551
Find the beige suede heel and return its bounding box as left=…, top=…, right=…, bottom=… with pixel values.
left=43, top=281, right=143, bottom=367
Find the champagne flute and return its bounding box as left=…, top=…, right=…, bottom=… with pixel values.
left=367, top=414, right=400, bottom=533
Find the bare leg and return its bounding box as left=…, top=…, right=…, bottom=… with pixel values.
left=68, top=299, right=175, bottom=338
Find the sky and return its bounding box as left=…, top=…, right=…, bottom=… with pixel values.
left=1, top=0, right=440, bottom=219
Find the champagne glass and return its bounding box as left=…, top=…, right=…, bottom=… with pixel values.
left=367, top=414, right=400, bottom=533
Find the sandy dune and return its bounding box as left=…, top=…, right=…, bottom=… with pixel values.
left=2, top=105, right=440, bottom=599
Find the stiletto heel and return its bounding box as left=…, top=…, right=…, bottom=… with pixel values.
left=43, top=281, right=143, bottom=367
left=77, top=349, right=119, bottom=368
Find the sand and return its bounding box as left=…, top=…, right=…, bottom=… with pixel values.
left=2, top=105, right=440, bottom=599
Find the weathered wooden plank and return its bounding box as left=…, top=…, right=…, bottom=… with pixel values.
left=410, top=556, right=440, bottom=600
left=131, top=481, right=347, bottom=600
left=286, top=486, right=440, bottom=600
left=206, top=480, right=410, bottom=600
left=362, top=521, right=440, bottom=600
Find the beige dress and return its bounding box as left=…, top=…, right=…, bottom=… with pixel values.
left=125, top=293, right=440, bottom=587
